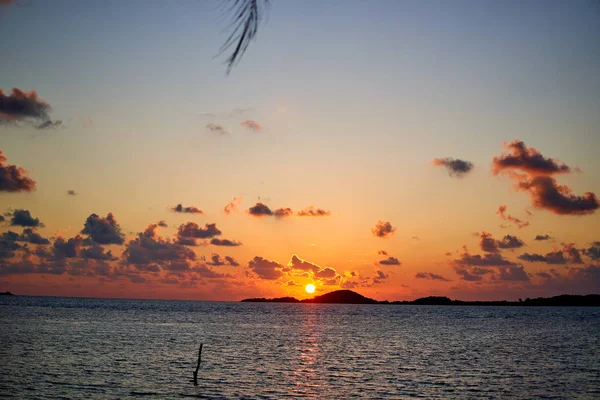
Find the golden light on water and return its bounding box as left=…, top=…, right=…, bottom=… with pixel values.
left=305, top=284, right=316, bottom=294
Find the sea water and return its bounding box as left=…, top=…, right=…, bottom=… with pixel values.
left=1, top=296, right=599, bottom=399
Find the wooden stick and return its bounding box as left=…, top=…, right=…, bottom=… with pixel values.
left=193, top=343, right=203, bottom=386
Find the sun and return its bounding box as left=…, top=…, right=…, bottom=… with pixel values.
left=305, top=283, right=316, bottom=294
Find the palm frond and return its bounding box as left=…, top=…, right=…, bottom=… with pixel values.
left=219, top=0, right=269, bottom=74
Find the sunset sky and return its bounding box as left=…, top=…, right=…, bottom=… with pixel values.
left=1, top=0, right=599, bottom=301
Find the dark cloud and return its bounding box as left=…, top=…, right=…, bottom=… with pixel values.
left=157, top=220, right=168, bottom=227
left=0, top=232, right=21, bottom=259
left=378, top=250, right=388, bottom=255
left=492, top=140, right=572, bottom=177
left=207, top=254, right=238, bottom=267
left=247, top=256, right=284, bottom=280
left=496, top=265, right=530, bottom=281
left=81, top=213, right=125, bottom=245
left=80, top=245, right=117, bottom=261
left=432, top=157, right=474, bottom=177
left=0, top=88, right=59, bottom=127
left=451, top=251, right=516, bottom=267
left=123, top=224, right=196, bottom=268
left=516, top=176, right=598, bottom=216
left=171, top=204, right=203, bottom=214
left=379, top=256, right=401, bottom=266
left=534, top=234, right=553, bottom=241
left=518, top=244, right=583, bottom=265
left=67, top=190, right=77, bottom=196
left=248, top=202, right=273, bottom=217
left=415, top=272, right=451, bottom=281
left=274, top=208, right=293, bottom=218
left=18, top=228, right=50, bottom=245
left=314, top=267, right=337, bottom=279
left=210, top=238, right=242, bottom=247
left=0, top=151, right=34, bottom=190
left=9, top=209, right=44, bottom=227
left=372, top=220, right=395, bottom=238
left=288, top=254, right=320, bottom=273
left=496, top=205, right=529, bottom=229
left=191, top=264, right=231, bottom=279
left=285, top=280, right=300, bottom=286
left=498, top=235, right=525, bottom=249
left=296, top=207, right=331, bottom=217
left=206, top=123, right=228, bottom=135
left=177, top=222, right=222, bottom=239
left=36, top=120, right=62, bottom=130
left=371, top=270, right=389, bottom=285
left=240, top=120, right=261, bottom=132
left=51, top=236, right=84, bottom=259
left=583, top=242, right=600, bottom=261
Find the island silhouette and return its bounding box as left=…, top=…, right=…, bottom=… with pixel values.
left=242, top=289, right=600, bottom=306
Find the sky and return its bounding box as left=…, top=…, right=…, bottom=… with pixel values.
left=1, top=0, right=599, bottom=301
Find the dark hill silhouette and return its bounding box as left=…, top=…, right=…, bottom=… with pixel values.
left=242, top=290, right=600, bottom=306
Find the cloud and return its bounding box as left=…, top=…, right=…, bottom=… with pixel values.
left=583, top=242, right=600, bottom=261
left=191, top=264, right=232, bottom=279
left=379, top=256, right=401, bottom=266
left=247, top=256, right=284, bottom=280
left=18, top=228, right=50, bottom=245
left=51, top=236, right=84, bottom=259
left=9, top=209, right=44, bottom=227
left=274, top=208, right=293, bottom=218
left=171, top=204, right=203, bottom=214
left=451, top=251, right=516, bottom=267
left=534, top=234, right=553, bottom=241
left=223, top=196, right=242, bottom=214
left=378, top=250, right=388, bottom=255
left=240, top=120, right=261, bottom=132
left=288, top=254, right=320, bottom=273
left=415, top=272, right=451, bottom=281
left=210, top=238, right=242, bottom=247
left=285, top=280, right=300, bottom=286
left=498, top=235, right=525, bottom=249
left=207, top=254, right=239, bottom=267
left=247, top=202, right=273, bottom=217
left=0, top=88, right=59, bottom=127
left=496, top=205, right=529, bottom=229
left=516, top=176, right=598, bottom=216
left=157, top=220, right=168, bottom=227
left=0, top=151, right=36, bottom=192
left=372, top=220, right=395, bottom=238
left=177, top=222, right=222, bottom=239
left=0, top=1, right=16, bottom=7
left=492, top=140, right=572, bottom=177
left=432, top=157, right=474, bottom=177
left=454, top=263, right=529, bottom=282
left=80, top=245, right=117, bottom=261
left=67, top=190, right=77, bottom=196
left=36, top=120, right=62, bottom=130
left=518, top=244, right=583, bottom=265
left=122, top=224, right=196, bottom=268
left=80, top=213, right=125, bottom=245
left=206, top=123, right=228, bottom=135
left=296, top=207, right=331, bottom=217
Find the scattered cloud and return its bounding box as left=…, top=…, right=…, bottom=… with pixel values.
left=0, top=150, right=36, bottom=192
left=534, top=234, right=553, bottom=241
left=518, top=244, right=583, bottom=265
left=379, top=256, right=401, bottom=266
left=171, top=204, right=203, bottom=214
left=240, top=120, right=261, bottom=132
left=223, top=196, right=242, bottom=214
left=583, top=242, right=600, bottom=261
left=516, top=176, right=598, bottom=216
left=67, top=190, right=77, bottom=196
left=415, top=272, right=451, bottom=282
left=432, top=157, right=474, bottom=177
left=80, top=213, right=125, bottom=245
left=296, top=207, right=331, bottom=217
left=8, top=209, right=44, bottom=227
left=451, top=251, right=516, bottom=267
left=496, top=205, right=529, bottom=229
left=247, top=256, right=284, bottom=280
left=378, top=250, right=388, bottom=255
left=248, top=202, right=273, bottom=217
left=0, top=88, right=60, bottom=127
left=492, top=140, right=572, bottom=177
left=177, top=222, right=222, bottom=239
left=372, top=220, right=395, bottom=238
left=206, top=123, right=228, bottom=135
left=207, top=253, right=239, bottom=267
left=210, top=238, right=242, bottom=247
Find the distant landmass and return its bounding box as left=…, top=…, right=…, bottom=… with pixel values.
left=242, top=290, right=600, bottom=306
left=0, top=292, right=14, bottom=296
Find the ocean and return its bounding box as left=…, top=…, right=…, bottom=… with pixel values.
left=1, top=296, right=599, bottom=399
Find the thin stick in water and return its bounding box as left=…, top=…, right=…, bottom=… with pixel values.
left=193, top=343, right=203, bottom=386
